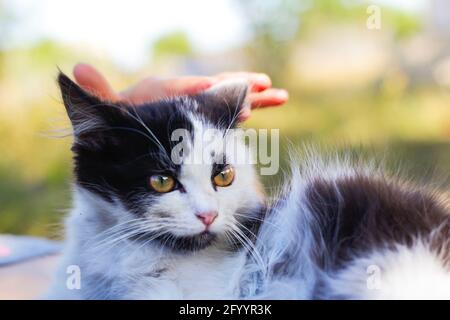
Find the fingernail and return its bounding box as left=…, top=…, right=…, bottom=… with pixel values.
left=256, top=74, right=271, bottom=85
left=239, top=108, right=251, bottom=120
left=73, top=62, right=91, bottom=72
left=75, top=62, right=89, bottom=68
left=73, top=63, right=93, bottom=80
left=201, top=77, right=219, bottom=89
left=275, top=89, right=289, bottom=100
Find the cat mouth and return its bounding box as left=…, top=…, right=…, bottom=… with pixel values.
left=161, top=230, right=218, bottom=252
left=133, top=230, right=218, bottom=252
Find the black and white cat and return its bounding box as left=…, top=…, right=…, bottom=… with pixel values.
left=48, top=72, right=450, bottom=299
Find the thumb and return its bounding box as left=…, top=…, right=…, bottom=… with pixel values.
left=73, top=63, right=120, bottom=101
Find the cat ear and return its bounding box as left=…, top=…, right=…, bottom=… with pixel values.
left=58, top=72, right=125, bottom=144
left=197, top=79, right=249, bottom=128
left=58, top=71, right=111, bottom=137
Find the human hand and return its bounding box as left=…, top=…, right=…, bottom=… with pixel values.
left=73, top=63, right=288, bottom=121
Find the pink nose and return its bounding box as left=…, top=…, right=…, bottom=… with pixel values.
left=196, top=211, right=218, bottom=226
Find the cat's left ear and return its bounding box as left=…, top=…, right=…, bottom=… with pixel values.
left=58, top=71, right=123, bottom=135
left=196, top=79, right=249, bottom=128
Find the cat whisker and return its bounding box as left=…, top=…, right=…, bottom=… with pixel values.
left=89, top=218, right=168, bottom=244
left=226, top=224, right=266, bottom=273
left=233, top=213, right=278, bottom=230
left=91, top=221, right=178, bottom=252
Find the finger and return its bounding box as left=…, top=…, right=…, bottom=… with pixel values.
left=119, top=77, right=163, bottom=104
left=73, top=63, right=120, bottom=101
left=248, top=88, right=289, bottom=109
left=239, top=88, right=288, bottom=122
left=160, top=76, right=217, bottom=96
left=215, top=72, right=272, bottom=92
left=120, top=76, right=216, bottom=104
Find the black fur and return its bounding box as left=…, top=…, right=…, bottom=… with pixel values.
left=59, top=73, right=194, bottom=213
left=195, top=83, right=248, bottom=129
left=305, top=175, right=450, bottom=271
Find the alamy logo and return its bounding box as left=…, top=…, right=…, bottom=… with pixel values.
left=366, top=5, right=381, bottom=30
left=366, top=264, right=381, bottom=290
left=171, top=128, right=280, bottom=176
left=66, top=265, right=81, bottom=290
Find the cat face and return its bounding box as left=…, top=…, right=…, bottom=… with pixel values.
left=58, top=73, right=264, bottom=252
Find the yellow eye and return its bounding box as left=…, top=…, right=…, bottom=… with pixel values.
left=149, top=175, right=175, bottom=193
left=213, top=166, right=235, bottom=187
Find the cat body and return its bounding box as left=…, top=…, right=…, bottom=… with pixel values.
left=240, top=155, right=450, bottom=299
left=48, top=73, right=450, bottom=299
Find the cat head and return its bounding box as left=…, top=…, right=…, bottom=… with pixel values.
left=58, top=72, right=264, bottom=252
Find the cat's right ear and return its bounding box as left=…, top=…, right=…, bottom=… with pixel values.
left=58, top=71, right=113, bottom=140
left=196, top=79, right=249, bottom=129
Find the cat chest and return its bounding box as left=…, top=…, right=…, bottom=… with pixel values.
left=163, top=253, right=245, bottom=299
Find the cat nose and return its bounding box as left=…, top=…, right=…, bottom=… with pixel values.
left=196, top=211, right=218, bottom=226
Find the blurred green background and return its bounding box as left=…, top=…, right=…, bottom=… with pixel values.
left=0, top=0, right=449, bottom=237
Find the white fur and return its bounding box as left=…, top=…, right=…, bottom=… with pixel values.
left=326, top=243, right=450, bottom=299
